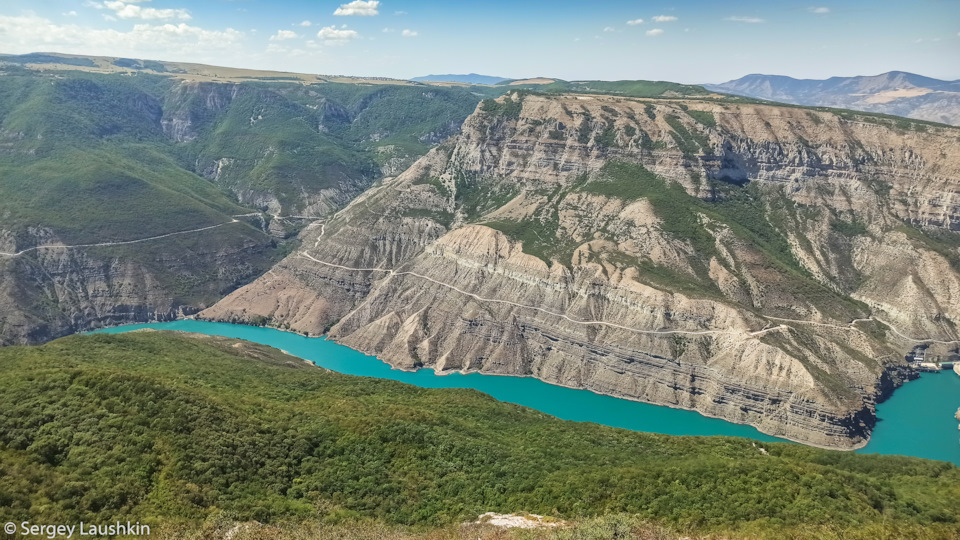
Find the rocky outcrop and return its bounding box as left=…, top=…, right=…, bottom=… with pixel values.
left=161, top=82, right=239, bottom=142
left=204, top=92, right=960, bottom=449
left=0, top=225, right=275, bottom=345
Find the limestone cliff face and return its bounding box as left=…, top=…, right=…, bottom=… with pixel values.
left=0, top=225, right=275, bottom=346
left=204, top=93, right=960, bottom=449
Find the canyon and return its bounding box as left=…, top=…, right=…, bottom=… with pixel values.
left=204, top=92, right=960, bottom=448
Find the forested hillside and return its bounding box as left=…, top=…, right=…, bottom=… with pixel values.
left=0, top=331, right=957, bottom=539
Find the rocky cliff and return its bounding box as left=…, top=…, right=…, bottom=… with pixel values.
left=204, top=92, right=960, bottom=449
left=0, top=223, right=276, bottom=346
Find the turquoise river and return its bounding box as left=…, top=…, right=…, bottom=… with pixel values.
left=96, top=320, right=960, bottom=465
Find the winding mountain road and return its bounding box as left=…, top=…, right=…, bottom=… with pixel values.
left=0, top=220, right=242, bottom=258
left=298, top=224, right=960, bottom=345
left=298, top=250, right=787, bottom=339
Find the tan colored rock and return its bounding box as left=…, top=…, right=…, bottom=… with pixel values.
left=205, top=92, right=960, bottom=449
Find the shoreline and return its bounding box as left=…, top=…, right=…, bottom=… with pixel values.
left=90, top=317, right=876, bottom=453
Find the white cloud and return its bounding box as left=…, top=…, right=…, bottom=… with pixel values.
left=63, top=11, right=78, bottom=16
left=810, top=7, right=830, bottom=14
left=0, top=13, right=243, bottom=60
left=394, top=10, right=407, bottom=15
left=317, top=25, right=359, bottom=44
left=646, top=28, right=664, bottom=36
left=101, top=1, right=191, bottom=21
left=401, top=29, right=418, bottom=37
left=603, top=26, right=615, bottom=32
left=724, top=16, right=765, bottom=23
left=382, top=27, right=393, bottom=33
left=270, top=30, right=298, bottom=41
left=652, top=15, right=677, bottom=22
left=334, top=0, right=379, bottom=16
left=298, top=20, right=312, bottom=27
left=626, top=18, right=643, bottom=26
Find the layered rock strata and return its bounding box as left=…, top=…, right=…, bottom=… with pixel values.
left=204, top=93, right=960, bottom=448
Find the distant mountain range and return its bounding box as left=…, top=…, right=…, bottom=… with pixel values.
left=705, top=71, right=960, bottom=126
left=411, top=73, right=509, bottom=85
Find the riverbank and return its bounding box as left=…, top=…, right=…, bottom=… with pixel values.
left=94, top=320, right=960, bottom=463
left=7, top=330, right=959, bottom=539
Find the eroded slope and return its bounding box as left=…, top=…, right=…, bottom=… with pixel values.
left=205, top=92, right=960, bottom=448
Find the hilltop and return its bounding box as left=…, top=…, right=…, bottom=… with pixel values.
left=411, top=73, right=510, bottom=85
left=0, top=331, right=956, bottom=539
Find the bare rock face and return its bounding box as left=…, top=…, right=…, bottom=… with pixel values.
left=161, top=82, right=240, bottom=142
left=204, top=92, right=960, bottom=449
left=0, top=225, right=275, bottom=345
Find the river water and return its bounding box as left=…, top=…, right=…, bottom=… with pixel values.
left=94, top=320, right=960, bottom=464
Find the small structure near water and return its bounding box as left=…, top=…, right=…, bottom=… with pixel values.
left=907, top=345, right=959, bottom=372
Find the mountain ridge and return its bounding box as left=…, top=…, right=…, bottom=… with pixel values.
left=411, top=73, right=510, bottom=85
left=705, top=71, right=960, bottom=125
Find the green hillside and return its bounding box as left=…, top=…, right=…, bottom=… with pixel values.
left=0, top=72, right=247, bottom=244
left=497, top=78, right=713, bottom=99
left=0, top=64, right=498, bottom=344
left=0, top=332, right=956, bottom=539
left=0, top=67, right=490, bottom=234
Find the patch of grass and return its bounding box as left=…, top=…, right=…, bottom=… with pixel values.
left=483, top=215, right=578, bottom=266
left=454, top=173, right=521, bottom=222
left=664, top=114, right=711, bottom=158
left=687, top=110, right=717, bottom=128
left=893, top=223, right=960, bottom=271
left=411, top=176, right=451, bottom=197
left=400, top=208, right=454, bottom=226
left=580, top=162, right=715, bottom=255
left=594, top=123, right=618, bottom=148
left=479, top=96, right=523, bottom=119
left=599, top=250, right=723, bottom=299
left=831, top=218, right=869, bottom=237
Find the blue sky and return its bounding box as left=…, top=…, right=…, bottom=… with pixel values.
left=0, top=0, right=957, bottom=82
